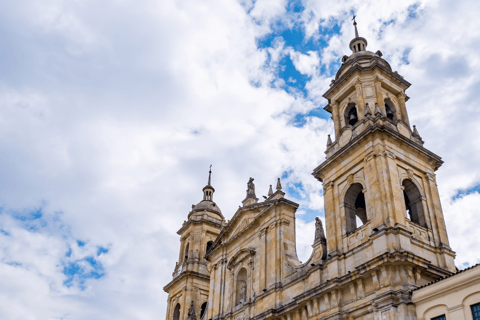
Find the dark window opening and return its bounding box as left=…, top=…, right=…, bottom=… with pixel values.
left=431, top=315, right=446, bottom=320
left=206, top=241, right=213, bottom=255
left=357, top=43, right=361, bottom=51
left=200, top=302, right=207, bottom=319
left=471, top=302, right=480, bottom=320
left=184, top=243, right=189, bottom=261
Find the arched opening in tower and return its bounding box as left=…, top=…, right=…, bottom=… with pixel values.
left=344, top=183, right=368, bottom=233
left=403, top=179, right=426, bottom=228
left=173, top=304, right=181, bottom=320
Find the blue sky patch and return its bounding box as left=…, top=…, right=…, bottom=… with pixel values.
left=453, top=184, right=480, bottom=200
left=63, top=256, right=105, bottom=289
left=97, top=246, right=109, bottom=256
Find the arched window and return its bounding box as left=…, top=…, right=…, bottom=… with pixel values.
left=184, top=243, right=189, bottom=261
left=384, top=99, right=396, bottom=121
left=206, top=241, right=213, bottom=255
left=403, top=179, right=426, bottom=227
left=235, top=268, right=248, bottom=306
left=200, top=302, right=207, bottom=319
left=345, top=103, right=358, bottom=126
left=344, top=183, right=368, bottom=233
left=173, top=304, right=181, bottom=320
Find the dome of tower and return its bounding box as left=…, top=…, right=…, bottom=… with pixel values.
left=187, top=167, right=225, bottom=220
left=191, top=199, right=223, bottom=216
left=333, top=17, right=392, bottom=81
left=335, top=50, right=392, bottom=80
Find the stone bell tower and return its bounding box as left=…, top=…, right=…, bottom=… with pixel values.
left=312, top=17, right=456, bottom=318
left=164, top=168, right=225, bottom=320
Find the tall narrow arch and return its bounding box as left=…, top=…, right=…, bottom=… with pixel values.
left=344, top=103, right=358, bottom=126
left=403, top=179, right=426, bottom=227
left=173, top=304, right=181, bottom=320
left=200, top=302, right=207, bottom=320
left=344, top=183, right=368, bottom=233
left=184, top=243, right=189, bottom=261
left=235, top=268, right=248, bottom=306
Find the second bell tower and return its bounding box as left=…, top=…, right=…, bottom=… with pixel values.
left=313, top=17, right=455, bottom=289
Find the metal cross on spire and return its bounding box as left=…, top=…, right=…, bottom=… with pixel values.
left=208, top=165, right=212, bottom=186
left=352, top=15, right=359, bottom=38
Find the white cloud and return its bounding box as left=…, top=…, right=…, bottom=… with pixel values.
left=0, top=0, right=479, bottom=318
left=289, top=50, right=319, bottom=75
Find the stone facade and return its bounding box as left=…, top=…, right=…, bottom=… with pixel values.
left=164, top=20, right=477, bottom=320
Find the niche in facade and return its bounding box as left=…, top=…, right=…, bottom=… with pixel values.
left=235, top=268, right=247, bottom=306
left=344, top=183, right=368, bottom=233
left=403, top=179, right=426, bottom=228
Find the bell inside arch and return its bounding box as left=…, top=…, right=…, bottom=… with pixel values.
left=348, top=108, right=358, bottom=126
left=386, top=105, right=394, bottom=120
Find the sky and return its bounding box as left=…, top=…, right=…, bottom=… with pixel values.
left=0, top=0, right=480, bottom=319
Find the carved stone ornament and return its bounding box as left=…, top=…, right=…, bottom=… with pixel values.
left=347, top=174, right=354, bottom=186
left=407, top=168, right=414, bottom=180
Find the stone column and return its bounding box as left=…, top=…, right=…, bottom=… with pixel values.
left=396, top=92, right=410, bottom=126
left=324, top=293, right=331, bottom=310
left=259, top=228, right=267, bottom=291
left=331, top=101, right=341, bottom=140
left=323, top=181, right=338, bottom=253
left=364, top=149, right=387, bottom=229
left=355, top=80, right=365, bottom=120
left=166, top=297, right=172, bottom=320
left=374, top=77, right=386, bottom=115
left=425, top=173, right=450, bottom=247
left=356, top=279, right=364, bottom=299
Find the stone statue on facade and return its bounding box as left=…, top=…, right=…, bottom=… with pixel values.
left=240, top=282, right=247, bottom=304
left=188, top=301, right=196, bottom=320
left=246, top=178, right=256, bottom=198
left=314, top=217, right=326, bottom=244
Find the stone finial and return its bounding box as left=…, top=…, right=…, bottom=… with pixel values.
left=413, top=125, right=421, bottom=137
left=276, top=178, right=282, bottom=190
left=268, top=185, right=273, bottom=196
left=364, top=103, right=372, bottom=117
left=374, top=103, right=382, bottom=117
left=327, top=134, right=333, bottom=147
left=314, top=217, right=326, bottom=244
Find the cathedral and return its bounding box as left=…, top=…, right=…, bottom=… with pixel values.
left=164, top=19, right=480, bottom=320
